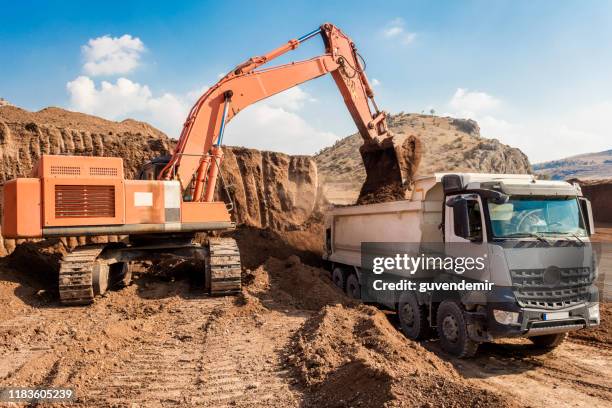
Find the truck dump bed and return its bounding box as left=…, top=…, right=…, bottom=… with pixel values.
left=324, top=176, right=444, bottom=267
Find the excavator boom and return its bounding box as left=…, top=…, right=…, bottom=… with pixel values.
left=160, top=23, right=417, bottom=203
left=1, top=23, right=420, bottom=305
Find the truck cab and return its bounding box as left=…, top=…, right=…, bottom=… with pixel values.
left=324, top=173, right=601, bottom=357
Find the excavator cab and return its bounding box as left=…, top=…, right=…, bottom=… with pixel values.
left=138, top=156, right=171, bottom=181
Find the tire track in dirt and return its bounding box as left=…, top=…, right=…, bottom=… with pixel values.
left=194, top=308, right=307, bottom=407
left=443, top=340, right=612, bottom=408
left=77, top=297, right=230, bottom=407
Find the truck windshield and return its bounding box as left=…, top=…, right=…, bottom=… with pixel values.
left=487, top=196, right=587, bottom=238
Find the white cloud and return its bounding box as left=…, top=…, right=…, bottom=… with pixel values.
left=371, top=78, right=381, bottom=86
left=66, top=76, right=187, bottom=137
left=82, top=34, right=145, bottom=76
left=66, top=77, right=335, bottom=153
left=382, top=18, right=416, bottom=45
left=223, top=88, right=336, bottom=155
left=449, top=88, right=501, bottom=117
left=445, top=88, right=612, bottom=162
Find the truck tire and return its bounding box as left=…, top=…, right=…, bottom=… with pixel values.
left=332, top=267, right=346, bottom=290
left=345, top=273, right=361, bottom=299
left=397, top=293, right=430, bottom=340
left=529, top=332, right=567, bottom=349
left=436, top=301, right=479, bottom=358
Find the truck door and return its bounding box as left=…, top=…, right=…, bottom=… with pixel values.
left=444, top=194, right=490, bottom=283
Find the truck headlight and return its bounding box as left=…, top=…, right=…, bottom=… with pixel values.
left=588, top=304, right=600, bottom=322
left=493, top=309, right=519, bottom=325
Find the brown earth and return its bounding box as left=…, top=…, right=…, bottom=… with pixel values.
left=570, top=179, right=612, bottom=223
left=289, top=304, right=513, bottom=408
left=1, top=248, right=610, bottom=407
left=316, top=114, right=531, bottom=204
left=1, top=105, right=610, bottom=407
left=0, top=106, right=324, bottom=255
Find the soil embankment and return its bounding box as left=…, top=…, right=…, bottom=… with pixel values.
left=571, top=179, right=612, bottom=223
left=0, top=106, right=324, bottom=255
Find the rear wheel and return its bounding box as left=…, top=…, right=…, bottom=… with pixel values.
left=345, top=273, right=361, bottom=299
left=332, top=267, right=346, bottom=290
left=436, top=301, right=479, bottom=358
left=398, top=293, right=430, bottom=340
left=529, top=333, right=567, bottom=349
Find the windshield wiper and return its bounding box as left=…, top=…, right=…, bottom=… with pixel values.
left=501, top=232, right=551, bottom=244
left=539, top=231, right=585, bottom=245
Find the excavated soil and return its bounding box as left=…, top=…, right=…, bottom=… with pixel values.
left=570, top=303, right=611, bottom=346
left=0, top=106, right=324, bottom=255
left=571, top=179, right=612, bottom=223
left=357, top=134, right=422, bottom=205
left=288, top=304, right=513, bottom=408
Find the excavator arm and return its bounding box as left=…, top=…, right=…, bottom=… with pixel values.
left=161, top=23, right=417, bottom=202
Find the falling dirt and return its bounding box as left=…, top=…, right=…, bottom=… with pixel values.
left=357, top=134, right=422, bottom=205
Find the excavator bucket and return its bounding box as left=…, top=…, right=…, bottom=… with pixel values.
left=357, top=134, right=422, bottom=205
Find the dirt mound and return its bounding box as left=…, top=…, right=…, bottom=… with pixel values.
left=316, top=113, right=531, bottom=204
left=288, top=304, right=514, bottom=407
left=0, top=105, right=325, bottom=256
left=246, top=256, right=344, bottom=311
left=570, top=303, right=611, bottom=346
left=570, top=179, right=612, bottom=223
left=216, top=147, right=322, bottom=230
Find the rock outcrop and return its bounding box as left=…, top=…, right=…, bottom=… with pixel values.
left=316, top=113, right=532, bottom=204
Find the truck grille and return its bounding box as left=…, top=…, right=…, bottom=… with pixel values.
left=510, top=267, right=593, bottom=309
left=55, top=185, right=115, bottom=218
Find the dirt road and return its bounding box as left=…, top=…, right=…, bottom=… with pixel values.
left=0, top=248, right=610, bottom=407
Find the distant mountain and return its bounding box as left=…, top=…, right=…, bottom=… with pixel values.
left=533, top=149, right=612, bottom=180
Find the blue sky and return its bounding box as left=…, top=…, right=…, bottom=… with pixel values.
left=1, top=1, right=611, bottom=162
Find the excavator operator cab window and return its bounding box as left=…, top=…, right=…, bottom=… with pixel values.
left=138, top=156, right=171, bottom=181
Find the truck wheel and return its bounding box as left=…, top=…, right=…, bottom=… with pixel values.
left=398, top=293, right=430, bottom=340
left=529, top=333, right=567, bottom=349
left=436, top=301, right=479, bottom=358
left=345, top=273, right=361, bottom=299
left=332, top=267, right=346, bottom=290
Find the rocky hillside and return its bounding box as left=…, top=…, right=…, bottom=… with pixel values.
left=0, top=106, right=321, bottom=255
left=315, top=113, right=532, bottom=204
left=533, top=149, right=612, bottom=180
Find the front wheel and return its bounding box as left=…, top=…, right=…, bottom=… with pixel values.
left=529, top=333, right=567, bottom=349
left=436, top=301, right=479, bottom=358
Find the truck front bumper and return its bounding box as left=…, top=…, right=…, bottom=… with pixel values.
left=473, top=287, right=600, bottom=339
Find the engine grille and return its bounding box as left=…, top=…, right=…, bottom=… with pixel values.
left=55, top=185, right=115, bottom=218
left=511, top=267, right=593, bottom=309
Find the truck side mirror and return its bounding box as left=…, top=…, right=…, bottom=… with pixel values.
left=578, top=197, right=595, bottom=236
left=447, top=197, right=470, bottom=239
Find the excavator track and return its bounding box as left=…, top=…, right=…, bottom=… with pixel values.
left=206, top=238, right=242, bottom=295
left=59, top=245, right=106, bottom=306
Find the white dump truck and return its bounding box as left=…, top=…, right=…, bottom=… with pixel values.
left=324, top=173, right=601, bottom=357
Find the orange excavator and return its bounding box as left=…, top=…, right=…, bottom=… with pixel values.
left=2, top=23, right=411, bottom=305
